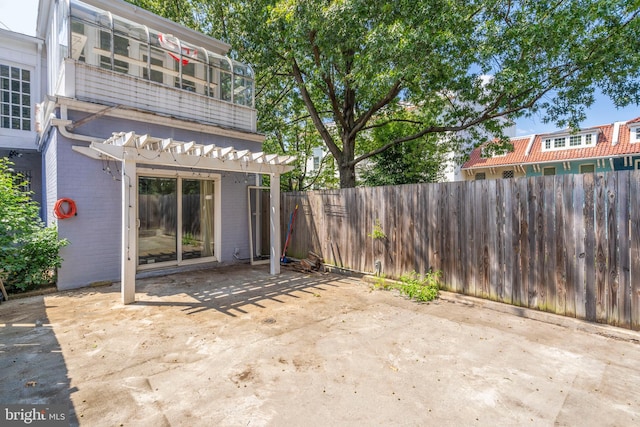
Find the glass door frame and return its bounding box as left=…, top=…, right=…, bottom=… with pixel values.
left=136, top=168, right=221, bottom=271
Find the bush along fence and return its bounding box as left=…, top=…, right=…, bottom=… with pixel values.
left=281, top=170, right=640, bottom=331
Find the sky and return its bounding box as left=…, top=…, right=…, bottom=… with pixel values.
left=1, top=0, right=637, bottom=136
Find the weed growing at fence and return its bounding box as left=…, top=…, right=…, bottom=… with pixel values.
left=398, top=271, right=440, bottom=302
left=368, top=219, right=387, bottom=240
left=372, top=270, right=441, bottom=302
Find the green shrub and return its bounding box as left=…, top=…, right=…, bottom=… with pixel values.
left=373, top=269, right=441, bottom=302
left=397, top=270, right=441, bottom=302
left=0, top=158, right=68, bottom=292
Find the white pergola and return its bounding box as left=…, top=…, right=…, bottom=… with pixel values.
left=73, top=131, right=295, bottom=304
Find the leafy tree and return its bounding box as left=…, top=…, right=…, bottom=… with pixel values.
left=0, top=159, right=67, bottom=292
left=359, top=109, right=449, bottom=186
left=128, top=0, right=640, bottom=188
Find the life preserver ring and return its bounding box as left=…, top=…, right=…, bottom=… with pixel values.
left=54, top=198, right=77, bottom=219
left=158, top=33, right=198, bottom=65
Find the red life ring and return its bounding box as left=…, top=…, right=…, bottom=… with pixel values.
left=158, top=33, right=198, bottom=65
left=54, top=198, right=77, bottom=219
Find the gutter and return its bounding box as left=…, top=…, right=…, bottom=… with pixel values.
left=51, top=119, right=99, bottom=143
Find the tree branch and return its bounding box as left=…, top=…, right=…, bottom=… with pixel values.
left=291, top=57, right=342, bottom=159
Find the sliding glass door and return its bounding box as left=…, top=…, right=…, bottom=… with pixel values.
left=138, top=177, right=177, bottom=265
left=138, top=175, right=217, bottom=267
left=181, top=179, right=215, bottom=260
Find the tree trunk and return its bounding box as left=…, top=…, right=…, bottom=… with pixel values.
left=338, top=161, right=357, bottom=188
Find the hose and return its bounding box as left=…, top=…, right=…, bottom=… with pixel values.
left=54, top=198, right=77, bottom=219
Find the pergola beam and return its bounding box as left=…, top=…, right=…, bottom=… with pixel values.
left=90, top=142, right=294, bottom=174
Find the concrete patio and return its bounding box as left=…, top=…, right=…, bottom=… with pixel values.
left=1, top=265, right=639, bottom=426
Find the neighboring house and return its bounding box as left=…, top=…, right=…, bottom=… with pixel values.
left=443, top=122, right=516, bottom=182
left=461, top=119, right=640, bottom=180
left=0, top=0, right=295, bottom=303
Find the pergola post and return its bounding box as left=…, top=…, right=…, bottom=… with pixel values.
left=121, top=154, right=137, bottom=304
left=269, top=173, right=281, bottom=275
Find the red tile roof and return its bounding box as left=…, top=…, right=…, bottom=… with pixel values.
left=462, top=119, right=640, bottom=169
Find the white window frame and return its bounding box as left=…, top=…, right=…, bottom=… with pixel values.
left=630, top=125, right=640, bottom=144
left=0, top=63, right=32, bottom=131
left=634, top=159, right=640, bottom=170
left=541, top=132, right=597, bottom=152
left=136, top=168, right=222, bottom=271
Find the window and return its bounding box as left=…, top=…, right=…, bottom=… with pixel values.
left=543, top=167, right=556, bottom=176
left=11, top=169, right=31, bottom=192
left=502, top=170, right=514, bottom=179
left=541, top=133, right=597, bottom=152
left=580, top=164, right=595, bottom=174
left=475, top=172, right=486, bottom=180
left=313, top=156, right=320, bottom=170
left=569, top=135, right=581, bottom=146
left=0, top=64, right=31, bottom=131
left=631, top=127, right=640, bottom=143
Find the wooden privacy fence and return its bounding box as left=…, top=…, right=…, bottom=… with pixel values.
left=282, top=170, right=640, bottom=330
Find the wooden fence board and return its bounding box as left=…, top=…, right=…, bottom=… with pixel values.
left=543, top=176, right=556, bottom=313
left=563, top=174, right=576, bottom=318
left=480, top=181, right=495, bottom=298
left=573, top=175, right=587, bottom=319
left=584, top=174, right=596, bottom=321
left=606, top=173, right=620, bottom=326
left=485, top=180, right=502, bottom=300
left=555, top=176, right=567, bottom=316
left=630, top=172, right=640, bottom=331
left=438, top=183, right=448, bottom=287
left=504, top=180, right=514, bottom=305
left=469, top=181, right=480, bottom=297
left=517, top=177, right=529, bottom=307
left=616, top=171, right=630, bottom=328
left=427, top=184, right=438, bottom=275
left=594, top=174, right=607, bottom=322
left=496, top=179, right=507, bottom=302
left=532, top=177, right=545, bottom=310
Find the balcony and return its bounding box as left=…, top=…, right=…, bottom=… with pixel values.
left=57, top=0, right=256, bottom=133
left=64, top=59, right=256, bottom=133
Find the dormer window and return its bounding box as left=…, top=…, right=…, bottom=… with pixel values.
left=631, top=125, right=640, bottom=143
left=542, top=132, right=597, bottom=152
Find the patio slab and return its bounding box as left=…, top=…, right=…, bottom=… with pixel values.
left=1, top=265, right=639, bottom=426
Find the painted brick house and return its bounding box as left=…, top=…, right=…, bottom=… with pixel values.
left=1, top=0, right=294, bottom=303
left=461, top=118, right=640, bottom=180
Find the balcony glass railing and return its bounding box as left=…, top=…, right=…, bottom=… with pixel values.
left=67, top=0, right=254, bottom=107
